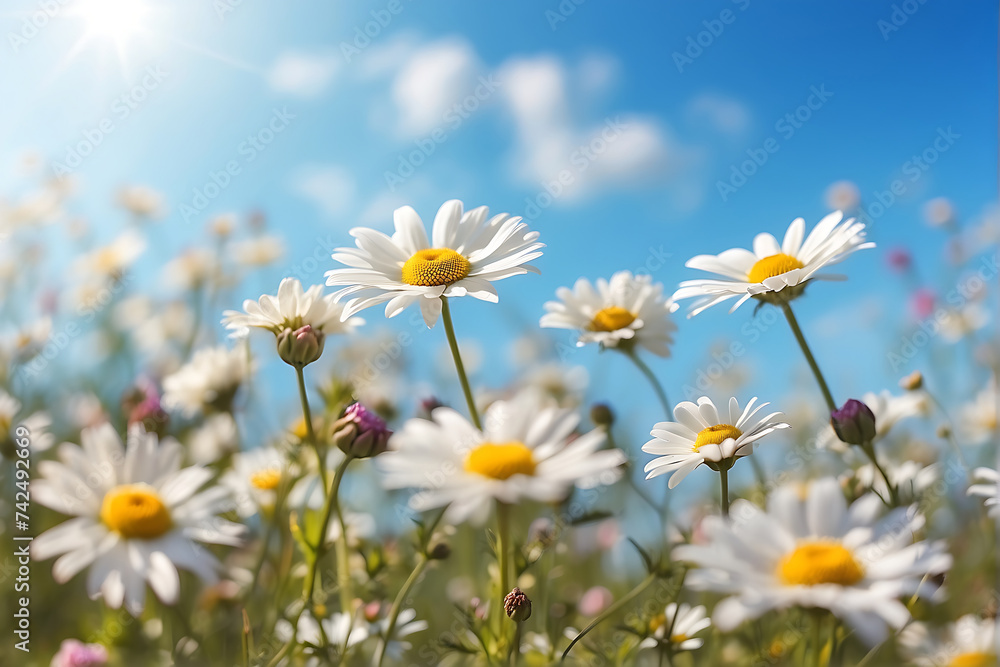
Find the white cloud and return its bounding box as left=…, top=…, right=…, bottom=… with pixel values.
left=498, top=55, right=700, bottom=202
left=292, top=165, right=356, bottom=217
left=391, top=37, right=480, bottom=135
left=576, top=53, right=620, bottom=100
left=267, top=51, right=340, bottom=97
left=684, top=93, right=751, bottom=136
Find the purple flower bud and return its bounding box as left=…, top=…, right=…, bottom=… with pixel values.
left=332, top=403, right=392, bottom=458
left=276, top=324, right=325, bottom=367
left=831, top=399, right=877, bottom=446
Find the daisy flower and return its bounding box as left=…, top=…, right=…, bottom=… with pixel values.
left=32, top=423, right=244, bottom=615
left=642, top=396, right=789, bottom=488
left=846, top=460, right=939, bottom=502
left=540, top=271, right=677, bottom=357
left=221, top=447, right=288, bottom=517
left=232, top=235, right=285, bottom=267
left=0, top=389, right=56, bottom=453
left=274, top=610, right=369, bottom=660
left=369, top=608, right=428, bottom=662
left=672, top=212, right=874, bottom=316
left=117, top=184, right=165, bottom=219
left=899, top=614, right=998, bottom=666
left=162, top=345, right=251, bottom=416
left=378, top=390, right=627, bottom=524
left=222, top=278, right=363, bottom=366
left=639, top=602, right=711, bottom=652
left=967, top=467, right=999, bottom=518
left=674, top=478, right=952, bottom=645
left=187, top=413, right=239, bottom=465
left=957, top=377, right=998, bottom=445
left=326, top=199, right=544, bottom=328
left=74, top=230, right=146, bottom=281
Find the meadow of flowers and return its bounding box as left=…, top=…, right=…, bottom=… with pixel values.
left=0, top=174, right=997, bottom=667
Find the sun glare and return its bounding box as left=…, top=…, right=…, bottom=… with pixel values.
left=74, top=0, right=149, bottom=41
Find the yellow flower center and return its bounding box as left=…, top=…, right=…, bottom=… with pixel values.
left=291, top=418, right=309, bottom=440
left=465, top=442, right=536, bottom=480
left=747, top=253, right=805, bottom=284
left=950, top=653, right=997, bottom=667
left=250, top=468, right=281, bottom=490
left=401, top=248, right=471, bottom=287
left=649, top=613, right=666, bottom=633
left=100, top=484, right=173, bottom=539
left=693, top=424, right=743, bottom=451
left=589, top=306, right=637, bottom=332
left=778, top=541, right=864, bottom=586
left=670, top=633, right=690, bottom=644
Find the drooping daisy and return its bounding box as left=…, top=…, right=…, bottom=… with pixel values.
left=899, top=614, right=998, bottom=666
left=672, top=212, right=874, bottom=317
left=639, top=602, right=711, bottom=653
left=162, top=345, right=251, bottom=416
left=274, top=610, right=369, bottom=657
left=958, top=377, right=998, bottom=445
left=378, top=390, right=626, bottom=524
left=326, top=199, right=544, bottom=327
left=221, top=447, right=288, bottom=517
left=32, top=423, right=244, bottom=615
left=846, top=460, right=939, bottom=502
left=674, top=478, right=952, bottom=645
left=967, top=467, right=999, bottom=518
left=540, top=271, right=677, bottom=357
left=642, top=396, right=789, bottom=488
left=818, top=389, right=928, bottom=452
left=223, top=278, right=363, bottom=366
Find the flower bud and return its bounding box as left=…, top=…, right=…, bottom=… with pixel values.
left=830, top=399, right=877, bottom=446
left=276, top=324, right=325, bottom=367
left=122, top=379, right=169, bottom=438
left=332, top=402, right=392, bottom=459
left=503, top=587, right=532, bottom=622
left=428, top=541, right=451, bottom=560
left=590, top=403, right=615, bottom=428
left=899, top=371, right=923, bottom=391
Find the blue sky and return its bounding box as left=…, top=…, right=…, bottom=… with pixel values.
left=2, top=0, right=996, bottom=440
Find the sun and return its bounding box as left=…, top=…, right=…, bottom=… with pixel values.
left=74, top=0, right=150, bottom=41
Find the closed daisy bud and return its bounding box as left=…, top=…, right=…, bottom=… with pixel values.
left=333, top=402, right=392, bottom=459
left=277, top=324, right=325, bottom=368
left=590, top=403, right=615, bottom=427
left=504, top=587, right=532, bottom=622
left=830, top=399, right=877, bottom=446
left=428, top=541, right=451, bottom=560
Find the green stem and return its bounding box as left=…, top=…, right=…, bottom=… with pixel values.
left=861, top=443, right=899, bottom=506
left=719, top=467, right=730, bottom=518
left=561, top=573, right=658, bottom=661
left=375, top=555, right=429, bottom=667
left=780, top=302, right=837, bottom=413
left=315, top=456, right=354, bottom=611
left=497, top=501, right=512, bottom=598
left=624, top=348, right=672, bottom=417
left=509, top=623, right=521, bottom=666
left=295, top=365, right=328, bottom=490
left=441, top=297, right=482, bottom=429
